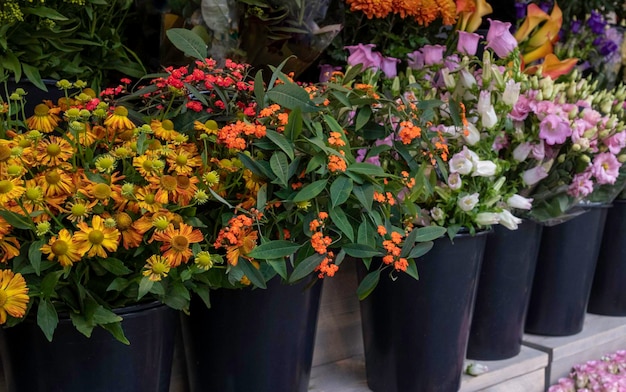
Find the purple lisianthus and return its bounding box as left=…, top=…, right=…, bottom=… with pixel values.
left=514, top=1, right=527, bottom=20
left=539, top=114, right=572, bottom=145
left=567, top=170, right=594, bottom=198
left=591, top=152, right=621, bottom=185
left=457, top=31, right=482, bottom=56
left=379, top=56, right=400, bottom=78
left=570, top=20, right=582, bottom=34
left=485, top=19, right=518, bottom=58
left=345, top=44, right=381, bottom=70
left=407, top=50, right=425, bottom=70
left=604, top=131, right=626, bottom=154
left=587, top=10, right=606, bottom=35
left=421, top=45, right=446, bottom=66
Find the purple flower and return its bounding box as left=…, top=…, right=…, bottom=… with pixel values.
left=345, top=44, right=381, bottom=70
left=570, top=20, right=582, bottom=34
left=485, top=19, right=518, bottom=58
left=457, top=31, right=482, bottom=56
left=514, top=2, right=527, bottom=20
left=407, top=50, right=425, bottom=69
left=318, top=64, right=342, bottom=83
left=587, top=10, right=606, bottom=35
left=604, top=131, right=626, bottom=154
left=379, top=56, right=400, bottom=78
left=568, top=170, right=594, bottom=198
left=356, top=148, right=381, bottom=166
left=421, top=45, right=446, bottom=66
left=592, top=152, right=621, bottom=185
left=600, top=39, right=619, bottom=56
left=539, top=114, right=572, bottom=145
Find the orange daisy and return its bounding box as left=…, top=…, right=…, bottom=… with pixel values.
left=152, top=223, right=203, bottom=267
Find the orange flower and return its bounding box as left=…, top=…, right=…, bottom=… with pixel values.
left=525, top=53, right=578, bottom=80
left=40, top=229, right=82, bottom=267
left=214, top=215, right=259, bottom=266
left=514, top=3, right=550, bottom=43
left=398, top=121, right=421, bottom=144
left=315, top=252, right=339, bottom=278
left=346, top=0, right=394, bottom=19
left=153, top=223, right=203, bottom=267
left=26, top=104, right=61, bottom=133
left=328, top=155, right=347, bottom=172
left=104, top=106, right=135, bottom=132
left=328, top=131, right=346, bottom=147
left=74, top=215, right=120, bottom=258
left=456, top=0, right=492, bottom=32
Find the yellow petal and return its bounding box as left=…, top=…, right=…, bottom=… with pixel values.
left=527, top=2, right=562, bottom=49
left=522, top=40, right=553, bottom=64
left=514, top=3, right=550, bottom=43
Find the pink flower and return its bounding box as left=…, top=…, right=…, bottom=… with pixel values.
left=457, top=31, right=482, bottom=56
left=379, top=56, right=400, bottom=78
left=318, top=64, right=342, bottom=82
left=407, top=50, right=425, bottom=69
left=509, top=94, right=534, bottom=121
left=592, top=152, right=621, bottom=185
left=421, top=45, right=446, bottom=66
left=522, top=165, right=549, bottom=186
left=568, top=171, right=594, bottom=198
left=345, top=44, right=381, bottom=70
left=539, top=114, right=572, bottom=145
left=604, top=131, right=626, bottom=154
left=531, top=141, right=545, bottom=160
left=485, top=19, right=518, bottom=58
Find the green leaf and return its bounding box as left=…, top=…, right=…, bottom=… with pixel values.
left=282, top=107, right=302, bottom=142
left=246, top=240, right=301, bottom=259
left=106, top=277, right=130, bottom=292
left=358, top=220, right=377, bottom=248
left=289, top=253, right=325, bottom=283
left=24, top=6, right=69, bottom=20
left=37, top=299, right=59, bottom=342
left=1, top=51, right=21, bottom=81
left=40, top=270, right=63, bottom=298
left=97, top=258, right=132, bottom=276
left=266, top=83, right=319, bottom=113
left=415, top=226, right=447, bottom=242
left=254, top=70, right=265, bottom=109
left=238, top=258, right=267, bottom=289
left=448, top=100, right=462, bottom=127
left=237, top=152, right=274, bottom=180
left=93, top=307, right=123, bottom=325
left=292, top=179, right=328, bottom=203
left=405, top=259, right=419, bottom=280
left=193, top=286, right=211, bottom=309
left=352, top=183, right=374, bottom=212
left=342, top=243, right=381, bottom=258
left=0, top=210, right=32, bottom=230
left=330, top=176, right=353, bottom=208
left=265, top=129, right=295, bottom=160
left=256, top=184, right=268, bottom=212
left=22, top=63, right=47, bottom=91
left=165, top=28, right=207, bottom=60
left=355, top=106, right=372, bottom=131
left=347, top=163, right=386, bottom=177
left=102, top=322, right=130, bottom=345
left=270, top=151, right=290, bottom=188
left=28, top=239, right=46, bottom=276
left=329, top=207, right=354, bottom=242
left=357, top=270, right=380, bottom=300
left=407, top=242, right=434, bottom=259
left=163, top=282, right=191, bottom=309
left=138, top=276, right=154, bottom=299
left=330, top=90, right=351, bottom=107
left=267, top=259, right=288, bottom=279
left=70, top=313, right=94, bottom=338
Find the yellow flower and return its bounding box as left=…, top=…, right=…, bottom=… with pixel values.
left=194, top=251, right=214, bottom=270
left=151, top=119, right=180, bottom=141
left=153, top=223, right=203, bottom=267
left=142, top=255, right=171, bottom=281
left=26, top=104, right=61, bottom=133
left=136, top=186, right=162, bottom=213
left=37, top=168, right=74, bottom=197
left=65, top=200, right=92, bottom=223
left=133, top=155, right=163, bottom=177
left=35, top=136, right=73, bottom=166
left=0, top=178, right=25, bottom=204
left=0, top=270, right=29, bottom=324
left=104, top=106, right=135, bottom=132
left=0, top=237, right=21, bottom=264
left=167, top=149, right=201, bottom=176
left=40, top=229, right=83, bottom=267
left=74, top=215, right=120, bottom=258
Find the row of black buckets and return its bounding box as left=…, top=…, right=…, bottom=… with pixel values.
left=1, top=201, right=625, bottom=392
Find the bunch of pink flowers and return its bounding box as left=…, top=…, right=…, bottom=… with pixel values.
left=549, top=350, right=626, bottom=392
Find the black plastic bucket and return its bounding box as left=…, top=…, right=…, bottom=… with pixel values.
left=525, top=204, right=610, bottom=336
left=0, top=301, right=179, bottom=392
left=183, top=276, right=323, bottom=392
left=467, top=220, right=543, bottom=360
left=358, top=230, right=488, bottom=392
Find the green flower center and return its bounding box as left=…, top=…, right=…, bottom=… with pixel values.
left=51, top=240, right=69, bottom=256
left=175, top=155, right=187, bottom=166
left=93, top=183, right=112, bottom=200
left=88, top=230, right=104, bottom=245
left=152, top=262, right=168, bottom=274
left=162, top=120, right=174, bottom=131
left=0, top=180, right=13, bottom=194
left=46, top=143, right=61, bottom=157
left=34, top=104, right=50, bottom=116
left=71, top=204, right=87, bottom=216
left=113, top=106, right=128, bottom=117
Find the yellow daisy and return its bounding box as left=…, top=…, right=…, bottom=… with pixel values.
left=65, top=199, right=92, bottom=223
left=40, top=229, right=83, bottom=267
left=133, top=155, right=163, bottom=177
left=0, top=237, right=21, bottom=264
left=0, top=270, right=30, bottom=324
left=104, top=106, right=135, bottom=132
left=26, top=104, right=61, bottom=133
left=35, top=136, right=73, bottom=166
left=151, top=119, right=180, bottom=141
left=135, top=186, right=162, bottom=213
left=74, top=215, right=120, bottom=258
left=0, top=178, right=25, bottom=204
left=166, top=149, right=202, bottom=176
left=142, top=255, right=171, bottom=281
left=37, top=168, right=74, bottom=197
left=153, top=223, right=203, bottom=267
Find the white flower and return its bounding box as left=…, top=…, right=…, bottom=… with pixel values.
left=497, top=210, right=522, bottom=230
left=513, top=142, right=533, bottom=162
left=448, top=172, right=463, bottom=190
left=441, top=68, right=456, bottom=89
left=459, top=68, right=477, bottom=89
left=477, top=90, right=498, bottom=129
left=502, top=79, right=521, bottom=106
left=449, top=152, right=474, bottom=175
left=463, top=122, right=481, bottom=145
left=476, top=212, right=500, bottom=226
left=507, top=194, right=533, bottom=210
left=430, top=207, right=445, bottom=222
left=458, top=193, right=479, bottom=212
left=472, top=160, right=497, bottom=177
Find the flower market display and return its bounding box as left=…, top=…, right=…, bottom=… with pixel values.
left=549, top=350, right=626, bottom=392
left=2, top=0, right=626, bottom=391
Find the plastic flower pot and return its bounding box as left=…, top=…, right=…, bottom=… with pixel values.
left=525, top=204, right=610, bottom=336
left=358, top=230, right=488, bottom=392
left=182, top=275, right=323, bottom=392
left=466, top=220, right=543, bottom=360
left=588, top=200, right=626, bottom=316
left=0, top=301, right=178, bottom=392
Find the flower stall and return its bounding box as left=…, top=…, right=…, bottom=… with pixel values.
left=2, top=0, right=626, bottom=391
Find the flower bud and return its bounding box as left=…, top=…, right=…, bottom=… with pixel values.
left=580, top=155, right=591, bottom=163
left=558, top=154, right=566, bottom=163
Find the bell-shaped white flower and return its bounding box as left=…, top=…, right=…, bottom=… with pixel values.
left=472, top=160, right=497, bottom=177
left=507, top=194, right=533, bottom=210
left=463, top=122, right=481, bottom=145
left=458, top=193, right=480, bottom=212
left=476, top=212, right=500, bottom=226
left=502, top=79, right=521, bottom=106
left=477, top=90, right=498, bottom=129
left=497, top=209, right=522, bottom=230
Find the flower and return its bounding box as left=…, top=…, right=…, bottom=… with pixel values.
left=485, top=19, right=518, bottom=58
left=0, top=270, right=29, bottom=324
